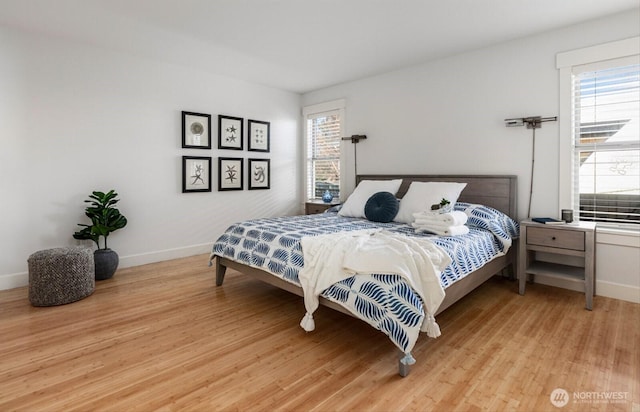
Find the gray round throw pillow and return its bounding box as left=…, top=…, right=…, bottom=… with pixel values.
left=364, top=191, right=399, bottom=223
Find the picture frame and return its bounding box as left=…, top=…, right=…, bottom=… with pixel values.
left=248, top=119, right=270, bottom=152
left=218, top=115, right=243, bottom=150
left=248, top=158, right=270, bottom=190
left=182, top=156, right=212, bottom=193
left=218, top=157, right=244, bottom=191
left=182, top=111, right=211, bottom=149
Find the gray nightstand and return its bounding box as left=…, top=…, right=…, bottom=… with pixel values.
left=305, top=200, right=340, bottom=215
left=518, top=220, right=596, bottom=310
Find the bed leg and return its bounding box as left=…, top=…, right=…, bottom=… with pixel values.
left=398, top=352, right=415, bottom=377
left=215, top=257, right=227, bottom=286
left=502, top=265, right=516, bottom=281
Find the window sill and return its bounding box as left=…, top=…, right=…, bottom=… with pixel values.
left=596, top=226, right=640, bottom=237
left=596, top=225, right=640, bottom=248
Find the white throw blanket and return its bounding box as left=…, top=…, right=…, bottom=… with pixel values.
left=298, top=229, right=451, bottom=338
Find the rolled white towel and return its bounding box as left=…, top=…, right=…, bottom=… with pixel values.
left=414, top=216, right=464, bottom=226
left=412, top=221, right=448, bottom=231
left=412, top=224, right=469, bottom=236
left=413, top=211, right=467, bottom=226
left=413, top=210, right=439, bottom=218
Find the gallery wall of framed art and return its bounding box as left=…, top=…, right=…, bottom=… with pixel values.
left=180, top=111, right=270, bottom=193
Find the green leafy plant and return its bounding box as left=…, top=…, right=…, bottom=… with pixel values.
left=431, top=198, right=451, bottom=211
left=73, top=190, right=127, bottom=250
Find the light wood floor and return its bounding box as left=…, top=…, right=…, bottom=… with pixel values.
left=1, top=254, right=638, bottom=412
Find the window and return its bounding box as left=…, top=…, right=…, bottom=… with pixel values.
left=303, top=100, right=345, bottom=200
left=572, top=61, right=639, bottom=225
left=306, top=111, right=341, bottom=200
left=557, top=37, right=640, bottom=228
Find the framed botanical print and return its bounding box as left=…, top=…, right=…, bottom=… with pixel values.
left=182, top=156, right=212, bottom=193
left=218, top=157, right=243, bottom=191
left=182, top=111, right=211, bottom=149
left=218, top=115, right=243, bottom=150
left=248, top=119, right=270, bottom=152
left=248, top=158, right=270, bottom=190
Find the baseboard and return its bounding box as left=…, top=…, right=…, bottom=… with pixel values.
left=596, top=280, right=640, bottom=304
left=0, top=243, right=212, bottom=291
left=532, top=274, right=640, bottom=304
left=118, top=243, right=211, bottom=269
left=0, top=271, right=29, bottom=290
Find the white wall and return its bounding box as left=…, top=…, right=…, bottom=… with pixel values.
left=302, top=10, right=640, bottom=302
left=0, top=26, right=301, bottom=289
left=595, top=230, right=640, bottom=303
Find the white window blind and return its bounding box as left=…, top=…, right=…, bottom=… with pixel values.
left=572, top=59, right=640, bottom=226
left=306, top=110, right=341, bottom=200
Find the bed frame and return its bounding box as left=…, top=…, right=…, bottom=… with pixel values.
left=214, top=174, right=518, bottom=376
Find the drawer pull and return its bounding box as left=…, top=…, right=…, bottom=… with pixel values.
left=552, top=236, right=556, bottom=240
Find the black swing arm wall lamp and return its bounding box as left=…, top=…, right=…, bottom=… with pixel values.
left=504, top=115, right=557, bottom=218
left=342, top=134, right=367, bottom=178
left=505, top=116, right=557, bottom=129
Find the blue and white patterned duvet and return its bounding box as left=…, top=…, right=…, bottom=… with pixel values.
left=212, top=203, right=518, bottom=354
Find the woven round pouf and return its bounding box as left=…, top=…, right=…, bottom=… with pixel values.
left=28, top=247, right=95, bottom=307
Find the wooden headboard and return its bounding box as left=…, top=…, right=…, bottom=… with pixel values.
left=356, top=174, right=517, bottom=218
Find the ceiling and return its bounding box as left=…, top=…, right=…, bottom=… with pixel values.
left=1, top=0, right=638, bottom=93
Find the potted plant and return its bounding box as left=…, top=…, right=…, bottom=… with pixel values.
left=430, top=198, right=452, bottom=213
left=73, top=190, right=127, bottom=280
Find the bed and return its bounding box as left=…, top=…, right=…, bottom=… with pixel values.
left=211, top=174, right=518, bottom=377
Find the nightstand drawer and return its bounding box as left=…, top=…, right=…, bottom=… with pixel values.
left=305, top=202, right=337, bottom=215
left=526, top=227, right=585, bottom=251
left=306, top=204, right=328, bottom=214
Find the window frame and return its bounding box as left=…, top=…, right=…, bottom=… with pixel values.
left=557, top=37, right=640, bottom=228
left=302, top=99, right=346, bottom=202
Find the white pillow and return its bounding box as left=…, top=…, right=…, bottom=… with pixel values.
left=338, top=179, right=403, bottom=218
left=394, top=181, right=467, bottom=224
